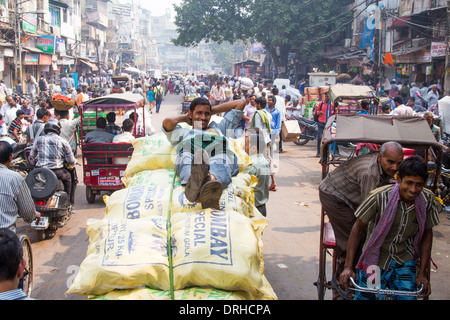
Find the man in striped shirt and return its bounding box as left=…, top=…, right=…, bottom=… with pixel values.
left=319, top=141, right=404, bottom=279
left=340, top=156, right=439, bottom=299
left=0, top=142, right=39, bottom=232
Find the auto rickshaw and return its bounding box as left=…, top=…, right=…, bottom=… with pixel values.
left=80, top=93, right=146, bottom=203
left=314, top=114, right=442, bottom=300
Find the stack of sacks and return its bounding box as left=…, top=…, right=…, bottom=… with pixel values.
left=67, top=133, right=277, bottom=300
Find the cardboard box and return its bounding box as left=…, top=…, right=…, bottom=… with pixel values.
left=281, top=120, right=301, bottom=142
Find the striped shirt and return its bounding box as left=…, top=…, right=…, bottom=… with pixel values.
left=0, top=289, right=34, bottom=300
left=355, top=184, right=440, bottom=270
left=319, top=152, right=392, bottom=211
left=31, top=132, right=76, bottom=169
left=0, top=164, right=36, bottom=231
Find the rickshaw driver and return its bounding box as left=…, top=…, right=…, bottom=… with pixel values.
left=162, top=97, right=246, bottom=210
left=319, top=141, right=404, bottom=282
left=339, top=156, right=439, bottom=300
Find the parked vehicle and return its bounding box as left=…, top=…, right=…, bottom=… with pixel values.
left=26, top=166, right=77, bottom=241
left=293, top=115, right=320, bottom=146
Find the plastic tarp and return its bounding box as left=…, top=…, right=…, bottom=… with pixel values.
left=329, top=84, right=375, bottom=102
left=321, top=114, right=441, bottom=160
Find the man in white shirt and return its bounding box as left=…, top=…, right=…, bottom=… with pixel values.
left=113, top=119, right=135, bottom=164
left=390, top=96, right=415, bottom=116
left=4, top=103, right=18, bottom=128
left=113, top=119, right=135, bottom=144
left=243, top=94, right=257, bottom=130
left=272, top=87, right=286, bottom=152
left=212, top=82, right=225, bottom=106
left=55, top=107, right=82, bottom=153
left=0, top=96, right=14, bottom=117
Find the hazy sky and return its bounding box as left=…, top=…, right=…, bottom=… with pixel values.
left=140, top=0, right=182, bottom=16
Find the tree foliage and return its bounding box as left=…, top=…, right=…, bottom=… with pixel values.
left=173, top=0, right=353, bottom=76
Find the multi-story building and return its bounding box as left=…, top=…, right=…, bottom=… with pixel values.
left=319, top=0, right=449, bottom=89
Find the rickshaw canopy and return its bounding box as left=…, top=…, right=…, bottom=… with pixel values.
left=81, top=93, right=145, bottom=110
left=329, top=84, right=376, bottom=103
left=321, top=114, right=442, bottom=162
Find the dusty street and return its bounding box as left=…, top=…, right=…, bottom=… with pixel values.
left=16, top=93, right=450, bottom=300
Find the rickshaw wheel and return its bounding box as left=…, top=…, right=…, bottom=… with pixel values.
left=20, top=235, right=33, bottom=297
left=86, top=186, right=96, bottom=204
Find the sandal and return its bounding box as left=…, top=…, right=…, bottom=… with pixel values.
left=269, top=186, right=277, bottom=191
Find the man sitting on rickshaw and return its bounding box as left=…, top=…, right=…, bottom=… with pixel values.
left=319, top=141, right=404, bottom=283
left=340, top=156, right=439, bottom=300
left=162, top=97, right=246, bottom=210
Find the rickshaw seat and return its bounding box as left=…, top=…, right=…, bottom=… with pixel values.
left=84, top=143, right=134, bottom=165
left=323, top=222, right=336, bottom=248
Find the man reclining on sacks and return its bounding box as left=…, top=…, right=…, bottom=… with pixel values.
left=162, top=97, right=246, bottom=210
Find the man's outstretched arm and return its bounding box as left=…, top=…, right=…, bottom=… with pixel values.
left=211, top=99, right=246, bottom=115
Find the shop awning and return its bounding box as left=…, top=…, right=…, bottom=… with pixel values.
left=79, top=59, right=99, bottom=72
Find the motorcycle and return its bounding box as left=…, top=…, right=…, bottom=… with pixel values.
left=10, top=143, right=34, bottom=175
left=292, top=115, right=320, bottom=146
left=174, top=85, right=181, bottom=95
left=26, top=165, right=77, bottom=241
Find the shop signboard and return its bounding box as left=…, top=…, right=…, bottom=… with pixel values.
left=24, top=54, right=39, bottom=65
left=430, top=42, right=446, bottom=57
left=39, top=54, right=52, bottom=66
left=36, top=35, right=55, bottom=54
left=23, top=13, right=37, bottom=33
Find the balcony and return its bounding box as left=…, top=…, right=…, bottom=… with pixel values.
left=86, top=12, right=108, bottom=31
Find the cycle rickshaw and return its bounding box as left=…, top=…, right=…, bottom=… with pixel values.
left=314, top=114, right=442, bottom=300
left=80, top=93, right=146, bottom=203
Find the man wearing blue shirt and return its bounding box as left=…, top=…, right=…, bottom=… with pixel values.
left=265, top=95, right=281, bottom=191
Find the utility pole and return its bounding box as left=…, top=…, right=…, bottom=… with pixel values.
left=444, top=1, right=450, bottom=95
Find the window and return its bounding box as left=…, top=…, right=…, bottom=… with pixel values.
left=49, top=5, right=60, bottom=28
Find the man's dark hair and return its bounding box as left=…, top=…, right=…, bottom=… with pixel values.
left=122, top=118, right=134, bottom=132
left=272, top=87, right=279, bottom=96
left=96, top=117, right=107, bottom=129
left=394, top=96, right=403, bottom=105
left=190, top=97, right=211, bottom=113
left=255, top=97, right=267, bottom=109
left=398, top=155, right=428, bottom=182
left=0, top=228, right=22, bottom=282
left=54, top=109, right=68, bottom=119
left=0, top=141, right=13, bottom=164
left=129, top=112, right=139, bottom=122
left=36, top=108, right=49, bottom=120
left=15, top=110, right=24, bottom=117
left=361, top=100, right=370, bottom=110
left=106, top=112, right=116, bottom=124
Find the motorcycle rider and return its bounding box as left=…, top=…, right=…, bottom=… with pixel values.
left=30, top=121, right=77, bottom=206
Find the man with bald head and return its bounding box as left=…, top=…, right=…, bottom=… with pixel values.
left=319, top=141, right=405, bottom=281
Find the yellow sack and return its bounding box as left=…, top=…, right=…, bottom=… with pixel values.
left=171, top=209, right=266, bottom=298
left=67, top=218, right=170, bottom=296
left=228, top=137, right=253, bottom=172
left=104, top=174, right=258, bottom=219
left=122, top=169, right=181, bottom=188
left=91, top=287, right=253, bottom=300
left=124, top=133, right=177, bottom=179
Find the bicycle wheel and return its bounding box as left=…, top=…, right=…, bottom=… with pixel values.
left=19, top=235, right=33, bottom=297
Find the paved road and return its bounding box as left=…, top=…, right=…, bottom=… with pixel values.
left=17, top=93, right=450, bottom=300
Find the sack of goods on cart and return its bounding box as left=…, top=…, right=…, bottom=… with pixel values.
left=67, top=132, right=278, bottom=300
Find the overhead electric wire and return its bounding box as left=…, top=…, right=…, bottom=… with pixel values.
left=303, top=0, right=375, bottom=44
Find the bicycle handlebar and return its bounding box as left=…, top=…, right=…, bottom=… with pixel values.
left=348, top=277, right=424, bottom=297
